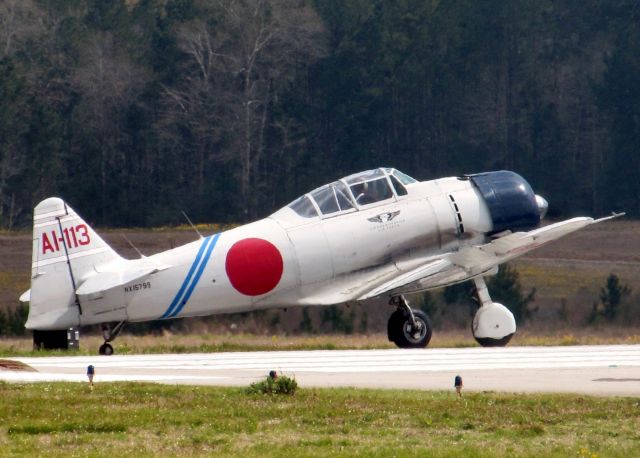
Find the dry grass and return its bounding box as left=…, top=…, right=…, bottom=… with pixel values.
left=514, top=259, right=640, bottom=299
left=3, top=329, right=640, bottom=357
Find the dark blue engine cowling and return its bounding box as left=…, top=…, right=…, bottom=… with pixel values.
left=467, top=171, right=541, bottom=234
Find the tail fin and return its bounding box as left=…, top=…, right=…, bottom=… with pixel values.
left=25, top=198, right=122, bottom=330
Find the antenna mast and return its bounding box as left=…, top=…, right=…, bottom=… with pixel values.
left=182, top=211, right=203, bottom=239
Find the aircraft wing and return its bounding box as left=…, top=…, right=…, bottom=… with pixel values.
left=359, top=214, right=622, bottom=300
left=358, top=259, right=453, bottom=300
left=450, top=215, right=618, bottom=271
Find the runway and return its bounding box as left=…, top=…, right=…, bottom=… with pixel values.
left=2, top=345, right=640, bottom=396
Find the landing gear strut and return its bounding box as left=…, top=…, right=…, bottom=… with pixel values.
left=387, top=295, right=432, bottom=348
left=99, top=321, right=126, bottom=355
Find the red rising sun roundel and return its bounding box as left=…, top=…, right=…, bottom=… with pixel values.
left=225, top=238, right=284, bottom=296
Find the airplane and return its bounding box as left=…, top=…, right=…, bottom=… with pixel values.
left=20, top=168, right=621, bottom=354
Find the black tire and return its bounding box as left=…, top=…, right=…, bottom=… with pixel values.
left=99, top=343, right=114, bottom=356
left=387, top=309, right=405, bottom=343
left=474, top=334, right=514, bottom=347
left=391, top=309, right=433, bottom=348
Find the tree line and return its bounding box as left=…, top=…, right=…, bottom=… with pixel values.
left=0, top=0, right=638, bottom=229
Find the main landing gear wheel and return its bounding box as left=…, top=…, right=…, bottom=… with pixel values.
left=99, top=343, right=113, bottom=356
left=387, top=296, right=432, bottom=348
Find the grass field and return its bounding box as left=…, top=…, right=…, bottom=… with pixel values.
left=0, top=382, right=638, bottom=457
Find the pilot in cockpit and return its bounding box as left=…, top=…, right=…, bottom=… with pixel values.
left=353, top=181, right=375, bottom=205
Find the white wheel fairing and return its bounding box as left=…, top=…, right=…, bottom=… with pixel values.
left=472, top=302, right=516, bottom=346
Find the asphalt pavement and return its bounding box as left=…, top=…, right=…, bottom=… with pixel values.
left=3, top=345, right=640, bottom=396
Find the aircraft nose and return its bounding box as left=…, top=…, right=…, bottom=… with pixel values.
left=535, top=194, right=548, bottom=220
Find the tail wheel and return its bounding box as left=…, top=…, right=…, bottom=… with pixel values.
left=389, top=308, right=432, bottom=348
left=99, top=343, right=114, bottom=356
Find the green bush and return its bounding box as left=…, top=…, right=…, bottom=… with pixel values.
left=0, top=304, right=29, bottom=337
left=320, top=305, right=354, bottom=334
left=589, top=273, right=631, bottom=323
left=246, top=374, right=298, bottom=395
left=487, top=264, right=536, bottom=324
left=442, top=264, right=535, bottom=324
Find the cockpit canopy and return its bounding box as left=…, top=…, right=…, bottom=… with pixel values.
left=284, top=168, right=417, bottom=219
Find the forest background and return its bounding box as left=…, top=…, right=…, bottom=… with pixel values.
left=1, top=0, right=639, bottom=338
left=1, top=0, right=639, bottom=229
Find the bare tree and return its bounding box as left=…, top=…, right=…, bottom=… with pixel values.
left=0, top=0, right=40, bottom=58
left=0, top=138, right=25, bottom=229
left=159, top=20, right=229, bottom=200
left=162, top=0, right=326, bottom=219
left=0, top=0, right=39, bottom=228
left=71, top=32, right=150, bottom=216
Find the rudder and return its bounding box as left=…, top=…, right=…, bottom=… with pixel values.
left=25, top=198, right=122, bottom=330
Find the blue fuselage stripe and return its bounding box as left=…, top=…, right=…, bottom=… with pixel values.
left=161, top=236, right=214, bottom=319
left=168, top=232, right=221, bottom=318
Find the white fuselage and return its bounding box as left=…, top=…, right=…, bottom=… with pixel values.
left=88, top=177, right=493, bottom=326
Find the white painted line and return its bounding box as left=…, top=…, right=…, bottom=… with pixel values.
left=0, top=372, right=227, bottom=383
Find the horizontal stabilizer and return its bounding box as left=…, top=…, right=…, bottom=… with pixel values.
left=77, top=264, right=170, bottom=297
left=19, top=289, right=30, bottom=304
